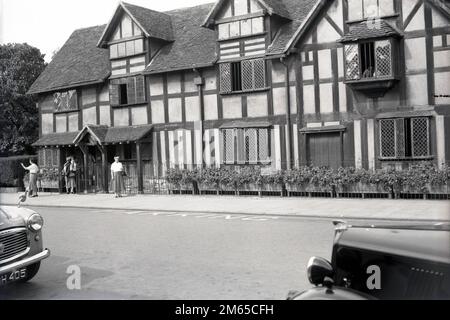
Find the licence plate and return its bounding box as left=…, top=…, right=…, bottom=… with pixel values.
left=0, top=269, right=27, bottom=287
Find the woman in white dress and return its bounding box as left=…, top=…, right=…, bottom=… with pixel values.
left=111, top=156, right=125, bottom=198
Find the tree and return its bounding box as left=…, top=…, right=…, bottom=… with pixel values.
left=0, top=43, right=47, bottom=156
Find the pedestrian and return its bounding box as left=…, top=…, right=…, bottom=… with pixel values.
left=21, top=158, right=39, bottom=198
left=68, top=158, right=77, bottom=194
left=111, top=156, right=125, bottom=198
left=62, top=157, right=72, bottom=194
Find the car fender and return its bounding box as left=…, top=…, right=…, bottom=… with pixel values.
left=292, top=287, right=375, bottom=300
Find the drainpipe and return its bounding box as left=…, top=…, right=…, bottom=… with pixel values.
left=280, top=56, right=292, bottom=170
left=193, top=67, right=205, bottom=168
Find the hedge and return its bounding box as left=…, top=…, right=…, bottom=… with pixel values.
left=0, top=155, right=37, bottom=188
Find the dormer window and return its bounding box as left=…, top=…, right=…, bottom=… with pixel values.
left=110, top=39, right=144, bottom=59
left=218, top=17, right=264, bottom=40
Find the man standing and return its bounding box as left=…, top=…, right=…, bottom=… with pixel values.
left=21, top=158, right=39, bottom=197
left=68, top=158, right=77, bottom=194
left=62, top=157, right=71, bottom=194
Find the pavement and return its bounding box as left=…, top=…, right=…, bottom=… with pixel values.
left=0, top=192, right=449, bottom=221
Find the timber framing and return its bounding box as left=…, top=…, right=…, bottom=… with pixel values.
left=29, top=0, right=450, bottom=194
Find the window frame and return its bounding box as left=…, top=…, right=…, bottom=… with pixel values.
left=347, top=0, right=396, bottom=22
left=379, top=117, right=431, bottom=161
left=344, top=39, right=394, bottom=82
left=109, top=38, right=145, bottom=60
left=222, top=127, right=272, bottom=165
left=53, top=90, right=79, bottom=113
left=216, top=16, right=265, bottom=41
left=110, top=76, right=147, bottom=107
left=219, top=58, right=268, bottom=94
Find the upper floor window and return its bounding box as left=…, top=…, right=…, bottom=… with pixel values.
left=220, top=58, right=266, bottom=93
left=110, top=39, right=144, bottom=59
left=347, top=0, right=395, bottom=21
left=110, top=76, right=146, bottom=107
left=222, top=128, right=271, bottom=165
left=111, top=15, right=143, bottom=41
left=53, top=90, right=78, bottom=112
left=379, top=117, right=430, bottom=160
left=218, top=17, right=264, bottom=40
left=345, top=40, right=393, bottom=81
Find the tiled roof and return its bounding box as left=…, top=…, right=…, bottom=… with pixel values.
left=339, top=20, right=403, bottom=43
left=28, top=25, right=110, bottom=94
left=145, top=3, right=218, bottom=74
left=203, top=0, right=290, bottom=27
left=104, top=125, right=154, bottom=144
left=266, top=0, right=321, bottom=55
left=29, top=1, right=323, bottom=90
left=122, top=2, right=174, bottom=42
left=262, top=0, right=291, bottom=19
left=32, top=132, right=80, bottom=147
left=73, top=125, right=154, bottom=146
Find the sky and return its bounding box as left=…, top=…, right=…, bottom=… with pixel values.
left=0, top=0, right=214, bottom=62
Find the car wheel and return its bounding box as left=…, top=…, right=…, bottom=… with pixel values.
left=18, top=262, right=41, bottom=283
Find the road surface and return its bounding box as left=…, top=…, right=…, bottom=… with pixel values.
left=0, top=206, right=429, bottom=300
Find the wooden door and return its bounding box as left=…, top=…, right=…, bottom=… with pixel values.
left=307, top=133, right=342, bottom=169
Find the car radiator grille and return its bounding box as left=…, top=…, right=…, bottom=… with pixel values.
left=0, top=229, right=29, bottom=263
left=406, top=267, right=446, bottom=299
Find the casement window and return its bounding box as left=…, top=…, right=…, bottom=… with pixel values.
left=222, top=128, right=271, bottom=165
left=110, top=39, right=144, bottom=59
left=347, top=0, right=395, bottom=21
left=220, top=58, right=266, bottom=93
left=110, top=76, right=146, bottom=106
left=218, top=17, right=264, bottom=40
left=38, top=149, right=60, bottom=168
left=345, top=40, right=393, bottom=80
left=53, top=90, right=78, bottom=112
left=379, top=117, right=431, bottom=160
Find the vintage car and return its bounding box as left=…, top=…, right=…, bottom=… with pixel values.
left=289, top=221, right=450, bottom=300
left=0, top=205, right=50, bottom=287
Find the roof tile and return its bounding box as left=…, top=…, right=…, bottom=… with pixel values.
left=339, top=20, right=402, bottom=43
left=122, top=2, right=174, bottom=41
left=28, top=25, right=110, bottom=95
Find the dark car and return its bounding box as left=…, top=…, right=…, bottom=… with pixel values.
left=0, top=205, right=50, bottom=287
left=289, top=221, right=450, bottom=300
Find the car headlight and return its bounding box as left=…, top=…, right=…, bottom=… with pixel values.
left=27, top=213, right=44, bottom=232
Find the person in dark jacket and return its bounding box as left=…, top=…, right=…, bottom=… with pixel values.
left=62, top=157, right=72, bottom=194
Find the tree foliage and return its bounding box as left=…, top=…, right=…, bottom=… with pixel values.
left=0, top=43, right=46, bottom=156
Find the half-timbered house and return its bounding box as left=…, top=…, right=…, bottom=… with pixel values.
left=28, top=0, right=450, bottom=194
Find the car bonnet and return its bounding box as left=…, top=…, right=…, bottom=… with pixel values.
left=0, top=206, right=32, bottom=228
left=337, top=226, right=450, bottom=265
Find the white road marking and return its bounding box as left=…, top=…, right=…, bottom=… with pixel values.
left=223, top=215, right=248, bottom=220
left=91, top=209, right=280, bottom=222
left=195, top=214, right=223, bottom=219
left=165, top=213, right=189, bottom=217
left=125, top=211, right=147, bottom=215
left=242, top=217, right=268, bottom=221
